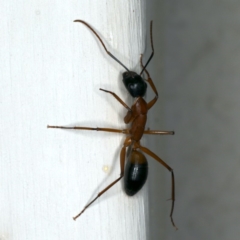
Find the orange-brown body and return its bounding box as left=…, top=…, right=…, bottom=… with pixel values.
left=124, top=97, right=148, bottom=142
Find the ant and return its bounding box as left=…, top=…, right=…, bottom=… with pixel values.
left=48, top=20, right=177, bottom=229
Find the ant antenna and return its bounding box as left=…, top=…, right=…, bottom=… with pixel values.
left=74, top=20, right=130, bottom=72
left=140, top=21, right=154, bottom=75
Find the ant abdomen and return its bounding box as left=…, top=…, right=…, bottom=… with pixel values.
left=124, top=150, right=148, bottom=196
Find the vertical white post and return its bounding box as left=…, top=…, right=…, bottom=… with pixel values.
left=0, top=0, right=148, bottom=240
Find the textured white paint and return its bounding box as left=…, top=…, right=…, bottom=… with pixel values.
left=0, top=1, right=148, bottom=240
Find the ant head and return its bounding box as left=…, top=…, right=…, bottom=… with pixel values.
left=122, top=71, right=147, bottom=98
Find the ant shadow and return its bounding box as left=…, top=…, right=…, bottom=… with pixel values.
left=85, top=136, right=126, bottom=208
left=65, top=81, right=135, bottom=217
left=59, top=120, right=130, bottom=214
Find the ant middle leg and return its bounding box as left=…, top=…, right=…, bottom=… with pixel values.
left=143, top=129, right=175, bottom=135
left=47, top=125, right=130, bottom=134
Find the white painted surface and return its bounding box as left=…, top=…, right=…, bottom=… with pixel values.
left=0, top=1, right=148, bottom=239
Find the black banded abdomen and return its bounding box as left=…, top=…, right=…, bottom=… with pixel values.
left=124, top=150, right=148, bottom=196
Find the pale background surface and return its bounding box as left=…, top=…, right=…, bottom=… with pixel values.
left=147, top=0, right=240, bottom=239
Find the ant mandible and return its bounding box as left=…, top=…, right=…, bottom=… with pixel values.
left=48, top=20, right=177, bottom=229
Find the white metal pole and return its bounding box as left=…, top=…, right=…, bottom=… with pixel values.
left=0, top=1, right=147, bottom=240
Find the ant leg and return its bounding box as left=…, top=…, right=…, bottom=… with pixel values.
left=99, top=88, right=131, bottom=111
left=73, top=137, right=131, bottom=220
left=140, top=54, right=158, bottom=110
left=137, top=143, right=178, bottom=230
left=143, top=129, right=175, bottom=135
left=47, top=125, right=130, bottom=134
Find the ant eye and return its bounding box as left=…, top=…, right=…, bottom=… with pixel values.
left=129, top=83, right=137, bottom=90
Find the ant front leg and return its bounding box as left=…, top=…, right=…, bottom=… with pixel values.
left=99, top=88, right=133, bottom=124
left=140, top=54, right=158, bottom=110
left=73, top=137, right=132, bottom=220
left=99, top=88, right=131, bottom=111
